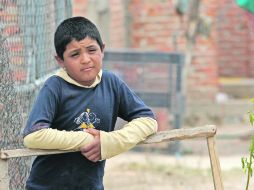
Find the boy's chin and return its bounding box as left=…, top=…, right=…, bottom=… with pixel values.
left=79, top=78, right=96, bottom=86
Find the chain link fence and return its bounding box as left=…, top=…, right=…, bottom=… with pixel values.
left=0, top=0, right=72, bottom=189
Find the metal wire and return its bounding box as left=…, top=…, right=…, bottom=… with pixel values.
left=0, top=0, right=71, bottom=189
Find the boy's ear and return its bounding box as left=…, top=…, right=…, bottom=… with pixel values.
left=101, top=44, right=105, bottom=53
left=101, top=44, right=105, bottom=59
left=55, top=55, right=65, bottom=68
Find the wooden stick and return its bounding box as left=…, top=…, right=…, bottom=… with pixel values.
left=0, top=159, right=9, bottom=190
left=0, top=148, right=76, bottom=160
left=0, top=125, right=216, bottom=159
left=143, top=125, right=216, bottom=144
left=207, top=136, right=224, bottom=190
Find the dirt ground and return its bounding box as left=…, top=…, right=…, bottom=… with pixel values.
left=103, top=125, right=254, bottom=190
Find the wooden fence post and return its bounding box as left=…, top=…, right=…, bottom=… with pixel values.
left=0, top=158, right=9, bottom=190
left=207, top=136, right=224, bottom=190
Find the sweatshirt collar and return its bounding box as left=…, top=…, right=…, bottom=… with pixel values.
left=55, top=68, right=102, bottom=88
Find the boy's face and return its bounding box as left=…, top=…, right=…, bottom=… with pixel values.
left=56, top=37, right=104, bottom=86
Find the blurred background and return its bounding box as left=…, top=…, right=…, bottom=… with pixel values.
left=1, top=0, right=254, bottom=189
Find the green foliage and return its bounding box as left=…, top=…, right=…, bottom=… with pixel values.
left=242, top=99, right=254, bottom=190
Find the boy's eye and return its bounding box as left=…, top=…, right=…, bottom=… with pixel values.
left=71, top=52, right=80, bottom=57
left=88, top=49, right=97, bottom=54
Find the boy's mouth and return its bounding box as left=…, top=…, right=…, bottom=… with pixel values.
left=81, top=67, right=93, bottom=72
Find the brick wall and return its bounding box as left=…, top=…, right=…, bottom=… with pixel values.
left=109, top=0, right=126, bottom=48
left=127, top=0, right=219, bottom=104
left=0, top=1, right=26, bottom=82
left=187, top=0, right=219, bottom=103
left=250, top=15, right=254, bottom=76
left=128, top=0, right=182, bottom=51
left=72, top=0, right=126, bottom=48
left=72, top=0, right=88, bottom=17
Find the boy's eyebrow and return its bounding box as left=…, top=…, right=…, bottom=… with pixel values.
left=84, top=44, right=98, bottom=49
left=66, top=43, right=99, bottom=54
left=68, top=48, right=81, bottom=54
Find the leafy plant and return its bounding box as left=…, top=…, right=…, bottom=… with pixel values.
left=242, top=99, right=254, bottom=190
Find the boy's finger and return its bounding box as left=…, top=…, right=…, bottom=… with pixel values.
left=81, top=142, right=101, bottom=162
left=81, top=142, right=95, bottom=152
left=86, top=128, right=100, bottom=136
left=83, top=148, right=100, bottom=159
left=80, top=135, right=100, bottom=152
left=81, top=151, right=100, bottom=162
left=81, top=143, right=99, bottom=155
left=86, top=152, right=101, bottom=162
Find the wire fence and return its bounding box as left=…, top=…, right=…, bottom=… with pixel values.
left=0, top=0, right=72, bottom=189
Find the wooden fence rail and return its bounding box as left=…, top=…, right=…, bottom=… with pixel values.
left=0, top=125, right=224, bottom=190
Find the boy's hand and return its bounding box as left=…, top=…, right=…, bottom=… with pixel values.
left=80, top=128, right=101, bottom=162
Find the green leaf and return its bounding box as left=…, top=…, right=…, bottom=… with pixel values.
left=242, top=100, right=254, bottom=188
left=250, top=114, right=253, bottom=125
left=242, top=157, right=246, bottom=169
left=249, top=114, right=254, bottom=126
left=250, top=139, right=254, bottom=152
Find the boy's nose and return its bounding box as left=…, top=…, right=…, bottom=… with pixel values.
left=81, top=52, right=91, bottom=64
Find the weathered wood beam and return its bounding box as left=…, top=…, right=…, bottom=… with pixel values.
left=0, top=125, right=216, bottom=159
left=143, top=125, right=216, bottom=144
left=0, top=159, right=9, bottom=190
left=207, top=136, right=224, bottom=190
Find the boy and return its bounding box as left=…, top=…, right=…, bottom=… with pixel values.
left=23, top=16, right=157, bottom=190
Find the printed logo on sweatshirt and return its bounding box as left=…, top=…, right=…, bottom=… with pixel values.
left=74, top=108, right=100, bottom=130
